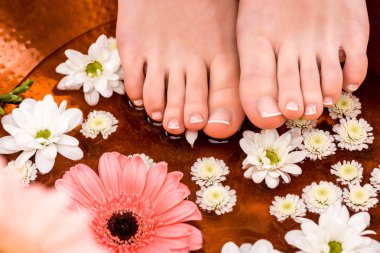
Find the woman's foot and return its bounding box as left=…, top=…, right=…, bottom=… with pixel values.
left=117, top=0, right=244, bottom=138
left=237, top=0, right=369, bottom=129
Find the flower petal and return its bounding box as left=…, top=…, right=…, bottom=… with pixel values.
left=36, top=148, right=57, bottom=174
left=84, top=90, right=100, bottom=106
left=121, top=156, right=147, bottom=196
left=58, top=108, right=83, bottom=133
left=0, top=136, right=20, bottom=154
left=56, top=145, right=83, bottom=161
left=57, top=134, right=79, bottom=146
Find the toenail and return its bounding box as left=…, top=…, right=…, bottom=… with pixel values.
left=208, top=108, right=232, bottom=125
left=323, top=97, right=333, bottom=106
left=133, top=100, right=144, bottom=107
left=285, top=101, right=299, bottom=111
left=305, top=104, right=317, bottom=115
left=189, top=113, right=204, bottom=124
left=257, top=96, right=282, bottom=118
left=152, top=111, right=163, bottom=121
left=168, top=119, right=180, bottom=129
left=347, top=84, right=359, bottom=92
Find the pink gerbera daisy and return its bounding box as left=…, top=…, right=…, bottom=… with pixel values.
left=0, top=167, right=104, bottom=253
left=56, top=152, right=203, bottom=252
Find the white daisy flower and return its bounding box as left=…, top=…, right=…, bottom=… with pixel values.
left=331, top=160, right=363, bottom=185
left=343, top=183, right=378, bottom=212
left=270, top=194, right=306, bottom=222
left=56, top=34, right=124, bottom=106
left=221, top=240, right=281, bottom=253
left=128, top=153, right=155, bottom=169
left=302, top=181, right=342, bottom=214
left=285, top=203, right=380, bottom=253
left=196, top=184, right=237, bottom=215
left=299, top=130, right=336, bottom=160
left=333, top=118, right=374, bottom=151
left=191, top=157, right=229, bottom=186
left=240, top=129, right=306, bottom=189
left=0, top=95, right=83, bottom=174
left=328, top=92, right=361, bottom=119
left=286, top=118, right=317, bottom=132
left=80, top=110, right=118, bottom=139
left=370, top=167, right=380, bottom=191
left=4, top=160, right=37, bottom=186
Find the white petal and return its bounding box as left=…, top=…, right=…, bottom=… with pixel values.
left=112, top=82, right=125, bottom=94
left=1, top=115, right=19, bottom=135
left=57, top=134, right=79, bottom=146
left=221, top=242, right=240, bottom=253
left=185, top=130, right=198, bottom=148
left=286, top=151, right=306, bottom=164
left=40, top=144, right=58, bottom=160
left=57, top=145, right=83, bottom=161
left=15, top=150, right=36, bottom=167
left=265, top=176, right=280, bottom=189
left=84, top=90, right=100, bottom=106
left=65, top=49, right=87, bottom=65
left=281, top=164, right=302, bottom=175
left=0, top=136, right=20, bottom=154
left=58, top=108, right=83, bottom=132
left=35, top=149, right=56, bottom=174
left=252, top=170, right=268, bottom=184
left=56, top=62, right=74, bottom=75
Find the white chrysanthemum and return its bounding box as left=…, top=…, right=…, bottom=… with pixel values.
left=331, top=160, right=363, bottom=185
left=221, top=240, right=281, bottom=253
left=370, top=168, right=380, bottom=191
left=285, top=203, right=380, bottom=253
left=196, top=184, right=236, bottom=215
left=329, top=92, right=361, bottom=119
left=270, top=194, right=306, bottom=222
left=343, top=183, right=378, bottom=212
left=240, top=129, right=306, bottom=189
left=128, top=153, right=155, bottom=169
left=80, top=110, right=118, bottom=139
left=191, top=157, right=229, bottom=186
left=56, top=34, right=124, bottom=106
left=4, top=160, right=37, bottom=186
left=299, top=130, right=336, bottom=160
left=0, top=95, right=83, bottom=174
left=286, top=118, right=317, bottom=132
left=333, top=118, right=374, bottom=151
left=302, top=181, right=342, bottom=214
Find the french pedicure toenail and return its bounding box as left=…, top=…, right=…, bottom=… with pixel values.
left=285, top=101, right=299, bottom=111
left=305, top=104, right=317, bottom=115
left=152, top=111, right=163, bottom=121
left=208, top=108, right=232, bottom=125
left=168, top=119, right=180, bottom=130
left=189, top=113, right=204, bottom=124
left=133, top=100, right=144, bottom=106
left=323, top=97, right=334, bottom=106
left=348, top=84, right=359, bottom=92
left=257, top=96, right=282, bottom=118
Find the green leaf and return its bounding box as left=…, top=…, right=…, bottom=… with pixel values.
left=0, top=94, right=21, bottom=103
left=11, top=79, right=34, bottom=95
left=0, top=106, right=4, bottom=115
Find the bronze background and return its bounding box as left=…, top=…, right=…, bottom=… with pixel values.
left=1, top=1, right=380, bottom=252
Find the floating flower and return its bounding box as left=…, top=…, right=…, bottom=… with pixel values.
left=333, top=118, right=374, bottom=151
left=370, top=167, right=380, bottom=191
left=4, top=160, right=37, bottom=186
left=185, top=130, right=198, bottom=148
left=127, top=153, right=155, bottom=169
left=286, top=118, right=317, bottom=132
left=329, top=92, right=361, bottom=119
left=0, top=172, right=104, bottom=253
left=56, top=34, right=124, bottom=106
left=299, top=129, right=336, bottom=160
left=343, top=183, right=378, bottom=212
left=56, top=152, right=202, bottom=252
left=240, top=129, right=306, bottom=189
left=196, top=184, right=236, bottom=215
left=191, top=157, right=229, bottom=186
left=0, top=94, right=83, bottom=173
left=331, top=160, right=363, bottom=185
left=285, top=203, right=380, bottom=253
left=270, top=194, right=306, bottom=222
left=80, top=110, right=118, bottom=139
left=221, top=240, right=281, bottom=253
left=302, top=181, right=342, bottom=214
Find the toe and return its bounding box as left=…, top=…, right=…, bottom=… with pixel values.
left=203, top=53, right=244, bottom=139
left=300, top=54, right=324, bottom=120
left=163, top=67, right=186, bottom=135
left=239, top=38, right=285, bottom=129
left=143, top=60, right=166, bottom=121
left=183, top=59, right=208, bottom=131
left=342, top=44, right=368, bottom=93
left=319, top=48, right=343, bottom=106
left=277, top=46, right=304, bottom=119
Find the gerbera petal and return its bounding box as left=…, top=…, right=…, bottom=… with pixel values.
left=153, top=236, right=192, bottom=251
left=153, top=171, right=183, bottom=200
left=98, top=152, right=122, bottom=196
left=56, top=145, right=83, bottom=160
left=155, top=224, right=194, bottom=238
left=153, top=188, right=190, bottom=215
left=142, top=162, right=168, bottom=199
left=121, top=156, right=147, bottom=196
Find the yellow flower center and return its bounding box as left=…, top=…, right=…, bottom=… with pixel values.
left=346, top=123, right=364, bottom=140
left=339, top=165, right=357, bottom=181
left=350, top=187, right=369, bottom=205
left=312, top=186, right=332, bottom=203
left=35, top=129, right=51, bottom=140
left=86, top=61, right=103, bottom=77
left=279, top=200, right=296, bottom=215
left=336, top=97, right=351, bottom=110
left=265, top=150, right=280, bottom=165
left=328, top=241, right=343, bottom=253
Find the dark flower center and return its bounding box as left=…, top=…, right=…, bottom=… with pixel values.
left=107, top=212, right=139, bottom=241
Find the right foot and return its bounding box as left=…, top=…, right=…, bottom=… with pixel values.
left=117, top=0, right=244, bottom=139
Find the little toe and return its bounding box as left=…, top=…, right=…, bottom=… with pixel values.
left=277, top=47, right=304, bottom=119
left=183, top=59, right=209, bottom=131
left=163, top=67, right=186, bottom=135
left=203, top=53, right=244, bottom=139
left=143, top=60, right=166, bottom=122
